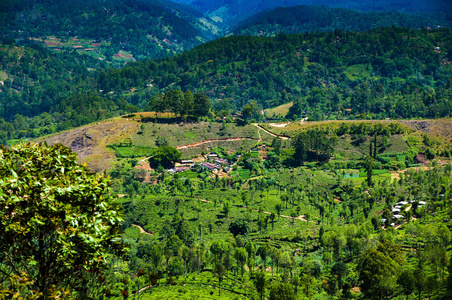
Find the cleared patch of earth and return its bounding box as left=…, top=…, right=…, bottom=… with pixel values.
left=37, top=118, right=140, bottom=172
left=268, top=122, right=290, bottom=128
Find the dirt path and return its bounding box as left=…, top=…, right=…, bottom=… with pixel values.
left=132, top=224, right=153, bottom=235
left=253, top=124, right=290, bottom=140
left=176, top=137, right=257, bottom=149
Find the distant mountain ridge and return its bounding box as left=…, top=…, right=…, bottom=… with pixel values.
left=1, top=0, right=450, bottom=63
left=234, top=5, right=451, bottom=36
left=173, top=0, right=452, bottom=29
left=0, top=0, right=220, bottom=64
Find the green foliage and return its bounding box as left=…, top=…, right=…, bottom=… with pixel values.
left=231, top=169, right=251, bottom=180
left=235, top=5, right=451, bottom=36
left=228, top=219, right=250, bottom=237
left=148, top=90, right=211, bottom=119
left=0, top=143, right=126, bottom=297
left=358, top=247, right=399, bottom=300
left=269, top=282, right=295, bottom=300
left=108, top=144, right=153, bottom=158
left=149, top=146, right=181, bottom=169
left=254, top=271, right=267, bottom=300
left=292, top=129, right=337, bottom=164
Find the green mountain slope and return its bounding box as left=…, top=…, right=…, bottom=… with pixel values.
left=2, top=27, right=452, bottom=144
left=97, top=27, right=452, bottom=118
left=173, top=0, right=452, bottom=29
left=0, top=0, right=219, bottom=64
left=234, top=5, right=451, bottom=36
left=0, top=41, right=104, bottom=118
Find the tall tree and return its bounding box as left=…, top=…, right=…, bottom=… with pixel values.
left=0, top=143, right=126, bottom=298
left=358, top=248, right=398, bottom=300
left=254, top=271, right=267, bottom=300
left=364, top=155, right=375, bottom=187
left=292, top=129, right=336, bottom=164
left=193, top=92, right=210, bottom=117
left=182, top=90, right=195, bottom=118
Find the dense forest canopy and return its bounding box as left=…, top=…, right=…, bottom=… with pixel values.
left=97, top=27, right=452, bottom=117
left=0, top=0, right=217, bottom=63
left=1, top=26, right=452, bottom=144
left=234, top=5, right=452, bottom=36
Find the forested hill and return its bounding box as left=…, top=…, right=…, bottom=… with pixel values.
left=1, top=27, right=452, bottom=143
left=173, top=0, right=452, bottom=29
left=234, top=5, right=452, bottom=37
left=0, top=0, right=219, bottom=64
left=98, top=27, right=452, bottom=118
left=0, top=40, right=104, bottom=117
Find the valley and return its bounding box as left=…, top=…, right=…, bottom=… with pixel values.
left=1, top=0, right=452, bottom=299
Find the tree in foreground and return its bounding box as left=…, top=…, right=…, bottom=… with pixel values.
left=0, top=143, right=126, bottom=298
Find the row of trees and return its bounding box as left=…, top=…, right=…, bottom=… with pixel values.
left=146, top=89, right=211, bottom=119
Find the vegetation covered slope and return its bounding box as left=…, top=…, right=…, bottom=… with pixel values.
left=2, top=27, right=452, bottom=144
left=100, top=118, right=452, bottom=299
left=234, top=5, right=452, bottom=37
left=174, top=0, right=452, bottom=29
left=0, top=0, right=218, bottom=64
left=97, top=27, right=452, bottom=117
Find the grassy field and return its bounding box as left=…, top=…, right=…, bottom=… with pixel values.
left=133, top=122, right=263, bottom=148
left=37, top=114, right=277, bottom=170
left=334, top=134, right=408, bottom=160
left=344, top=64, right=375, bottom=81
left=264, top=102, right=293, bottom=117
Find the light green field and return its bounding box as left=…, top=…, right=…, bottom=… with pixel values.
left=265, top=102, right=293, bottom=117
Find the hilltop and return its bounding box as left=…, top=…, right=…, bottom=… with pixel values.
left=38, top=113, right=276, bottom=171
left=37, top=112, right=452, bottom=173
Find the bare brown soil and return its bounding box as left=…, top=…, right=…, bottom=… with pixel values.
left=134, top=160, right=156, bottom=184
left=37, top=118, right=140, bottom=172
left=402, top=119, right=452, bottom=140
left=131, top=224, right=153, bottom=235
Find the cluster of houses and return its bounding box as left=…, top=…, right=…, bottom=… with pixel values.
left=167, top=153, right=235, bottom=174
left=381, top=200, right=427, bottom=227
left=200, top=155, right=233, bottom=172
